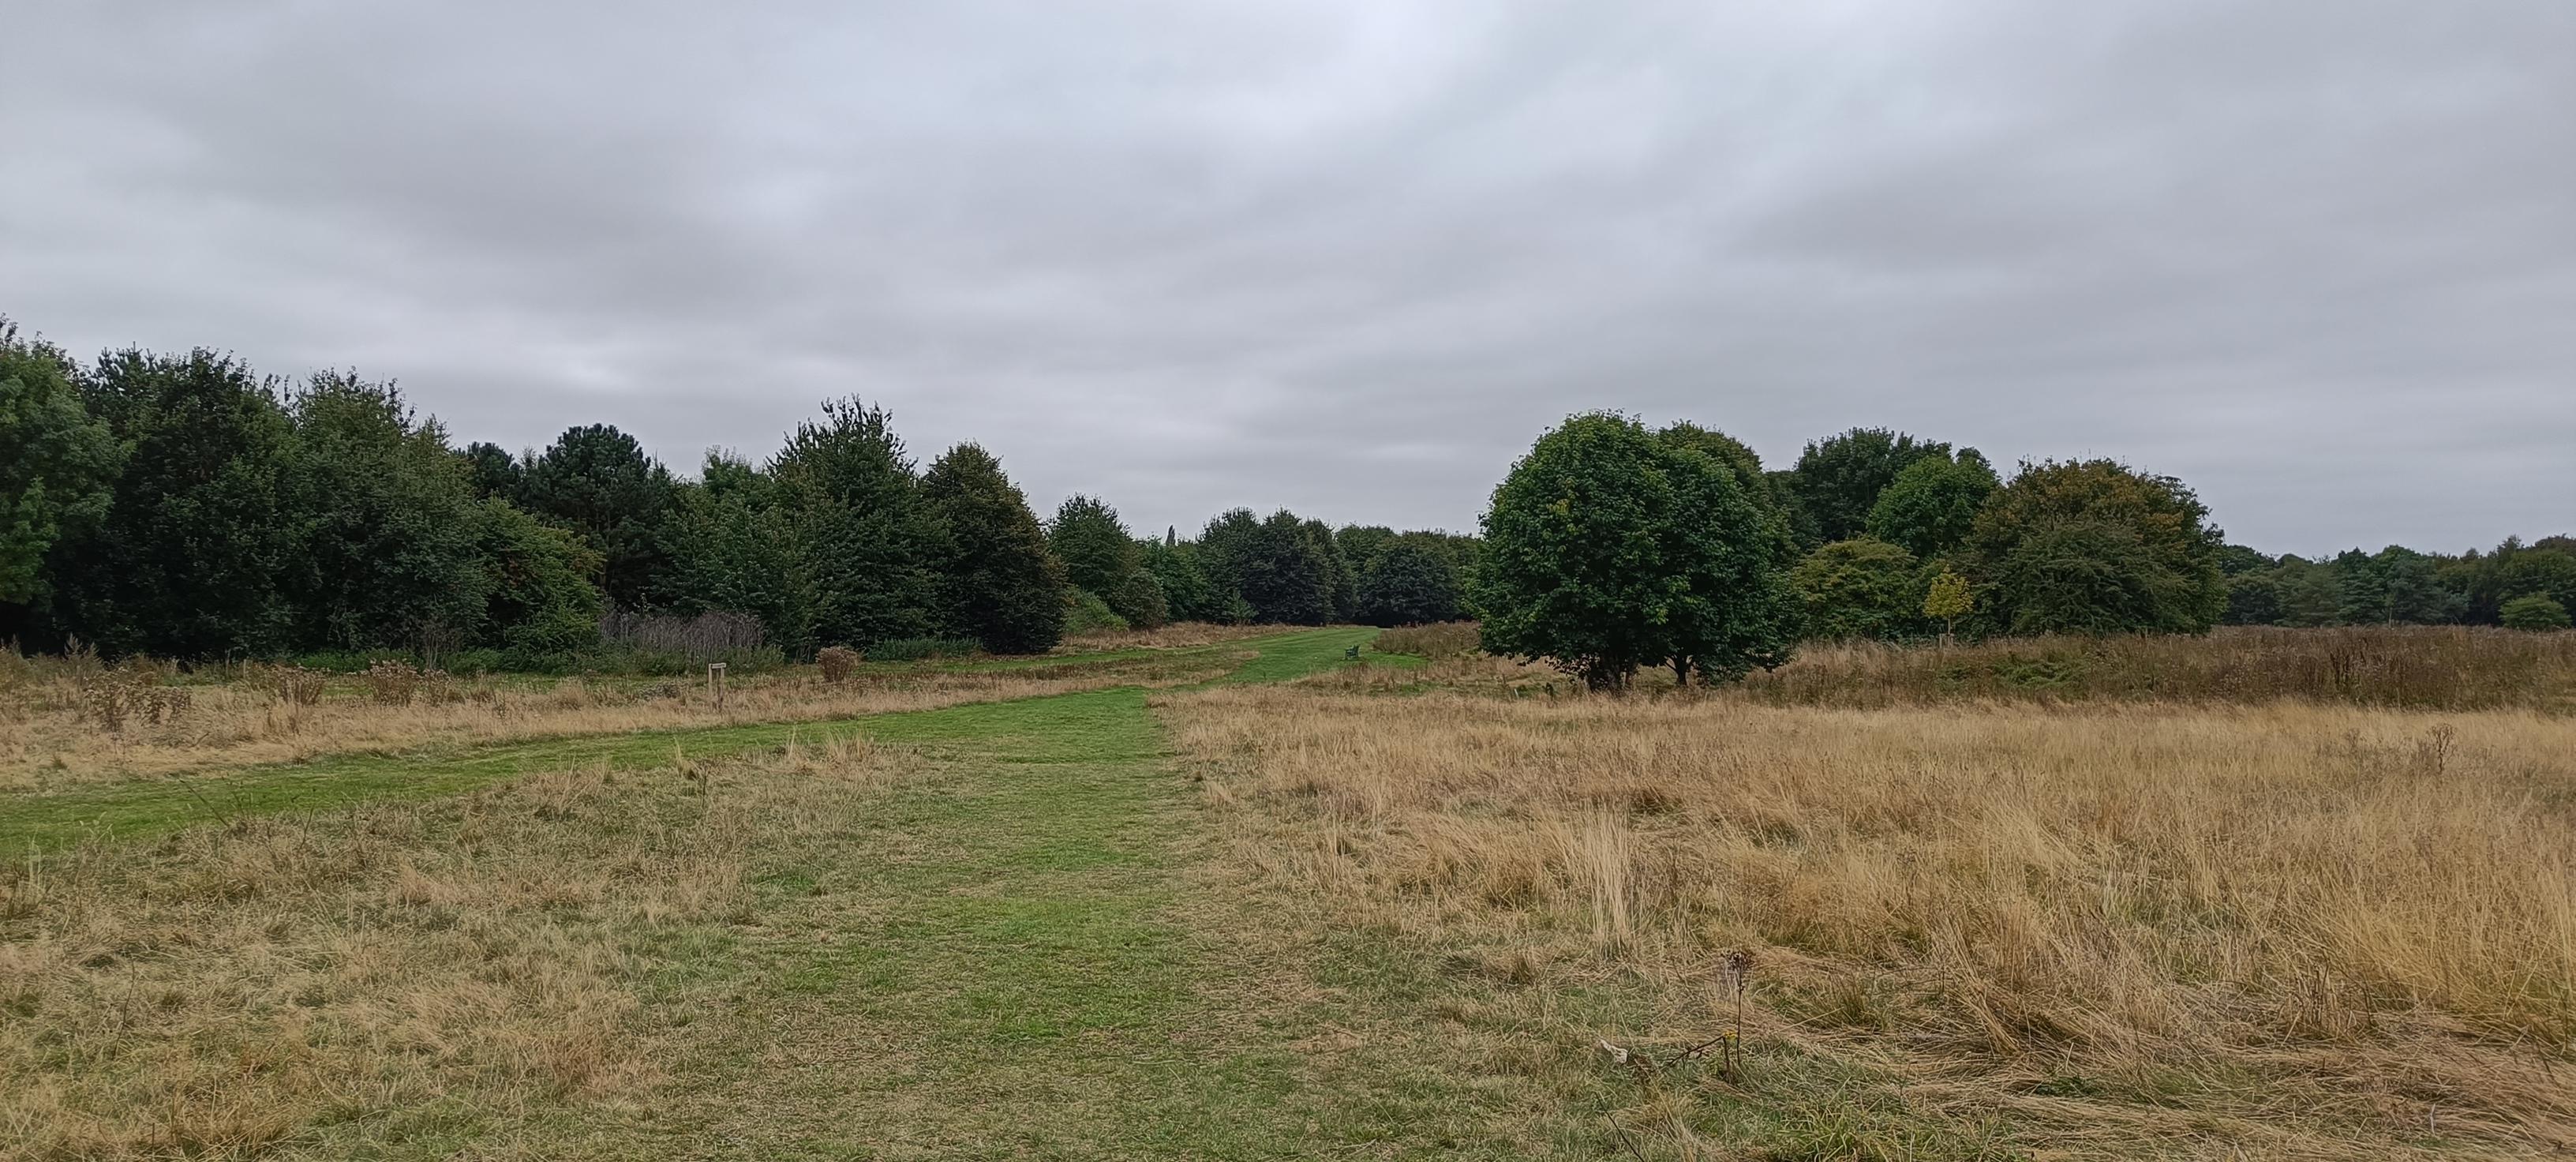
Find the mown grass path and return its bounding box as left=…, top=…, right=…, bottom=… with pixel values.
left=534, top=624, right=1511, bottom=1159
left=0, top=629, right=1363, bottom=853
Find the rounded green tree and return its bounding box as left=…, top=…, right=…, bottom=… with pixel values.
left=1864, top=448, right=1999, bottom=559
left=1958, top=459, right=2226, bottom=635
left=2500, top=593, right=2571, bottom=631
left=1474, top=413, right=1795, bottom=689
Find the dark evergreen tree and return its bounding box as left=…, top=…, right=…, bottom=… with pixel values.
left=1301, top=517, right=1350, bottom=621
left=657, top=452, right=809, bottom=650
left=519, top=424, right=676, bottom=612
left=922, top=443, right=1066, bottom=654
left=1353, top=539, right=1460, bottom=626
left=769, top=399, right=941, bottom=651
left=459, top=440, right=523, bottom=501
left=2333, top=545, right=2466, bottom=625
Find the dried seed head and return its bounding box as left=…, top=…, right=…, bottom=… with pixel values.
left=1720, top=948, right=1756, bottom=994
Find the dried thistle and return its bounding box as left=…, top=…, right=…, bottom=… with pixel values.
left=1720, top=947, right=1756, bottom=997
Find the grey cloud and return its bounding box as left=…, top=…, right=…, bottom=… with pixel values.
left=3, top=0, right=2568, bottom=553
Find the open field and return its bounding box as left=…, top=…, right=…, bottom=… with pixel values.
left=5, top=626, right=2573, bottom=1159
left=1168, top=680, right=2576, bottom=1158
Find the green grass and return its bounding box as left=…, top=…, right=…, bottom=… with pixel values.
left=12, top=622, right=1560, bottom=1157
left=0, top=626, right=1376, bottom=855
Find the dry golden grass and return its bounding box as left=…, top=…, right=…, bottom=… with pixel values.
left=1166, top=684, right=2576, bottom=1158
left=1054, top=620, right=1278, bottom=652
left=0, top=654, right=1229, bottom=793
left=1749, top=625, right=2576, bottom=712
left=0, top=737, right=909, bottom=1160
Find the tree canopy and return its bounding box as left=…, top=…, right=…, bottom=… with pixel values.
left=1958, top=459, right=2226, bottom=635
left=1786, top=427, right=1950, bottom=546
left=1476, top=413, right=1795, bottom=688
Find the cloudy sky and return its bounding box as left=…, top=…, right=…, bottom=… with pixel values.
left=4, top=1, right=2568, bottom=554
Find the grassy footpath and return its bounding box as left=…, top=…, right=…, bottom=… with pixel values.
left=549, top=677, right=1511, bottom=1158
left=11, top=625, right=1548, bottom=1158
left=0, top=628, right=1358, bottom=853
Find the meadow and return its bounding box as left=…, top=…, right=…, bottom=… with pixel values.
left=4, top=624, right=2572, bottom=1159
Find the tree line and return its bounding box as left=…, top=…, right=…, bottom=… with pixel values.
left=1471, top=414, right=2574, bottom=688
left=6, top=317, right=2566, bottom=670
left=0, top=319, right=1474, bottom=666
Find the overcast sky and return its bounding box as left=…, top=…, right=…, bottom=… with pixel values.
left=4, top=2, right=2569, bottom=555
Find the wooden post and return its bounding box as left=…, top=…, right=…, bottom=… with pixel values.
left=707, top=662, right=728, bottom=710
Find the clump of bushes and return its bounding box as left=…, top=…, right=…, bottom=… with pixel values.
left=364, top=659, right=421, bottom=704
left=2502, top=594, right=2572, bottom=632
left=816, top=646, right=861, bottom=683
left=1063, top=589, right=1128, bottom=636
left=249, top=662, right=327, bottom=707
left=78, top=665, right=191, bottom=732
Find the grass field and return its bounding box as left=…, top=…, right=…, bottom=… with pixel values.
left=5, top=626, right=2572, bottom=1159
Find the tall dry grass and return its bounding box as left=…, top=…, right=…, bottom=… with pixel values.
left=1054, top=620, right=1278, bottom=652
left=1166, top=685, right=2576, bottom=1157
left=1746, top=625, right=2576, bottom=711
left=0, top=737, right=905, bottom=1159
left=1369, top=621, right=1481, bottom=658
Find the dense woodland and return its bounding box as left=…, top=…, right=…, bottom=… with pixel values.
left=2, top=318, right=2569, bottom=672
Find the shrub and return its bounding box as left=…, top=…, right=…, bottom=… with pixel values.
left=251, top=662, right=327, bottom=706
left=867, top=636, right=980, bottom=662
left=1791, top=538, right=1923, bottom=641
left=1065, top=588, right=1128, bottom=636
left=77, top=665, right=191, bottom=731
left=816, top=645, right=861, bottom=682
left=2501, top=594, right=2572, bottom=632
left=363, top=659, right=421, bottom=704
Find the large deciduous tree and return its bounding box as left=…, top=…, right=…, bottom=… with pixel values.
left=1475, top=413, right=1795, bottom=688
left=1785, top=427, right=1949, bottom=545
left=0, top=320, right=119, bottom=615
left=924, top=444, right=1066, bottom=654
left=51, top=347, right=303, bottom=658
left=1864, top=448, right=1998, bottom=559
left=1958, top=459, right=2226, bottom=635
left=283, top=372, right=487, bottom=654
left=1353, top=539, right=1461, bottom=626
left=1046, top=494, right=1163, bottom=627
